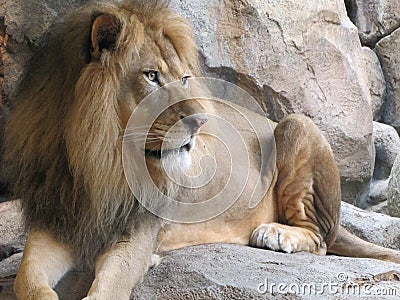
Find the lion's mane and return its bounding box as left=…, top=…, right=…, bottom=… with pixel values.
left=3, top=0, right=199, bottom=267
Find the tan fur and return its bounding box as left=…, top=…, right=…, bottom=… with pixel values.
left=3, top=0, right=399, bottom=299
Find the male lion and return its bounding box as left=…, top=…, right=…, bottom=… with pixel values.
left=3, top=0, right=399, bottom=299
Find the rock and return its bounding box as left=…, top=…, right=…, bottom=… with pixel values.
left=367, top=200, right=389, bottom=215
left=375, top=28, right=400, bottom=134
left=171, top=0, right=375, bottom=206
left=344, top=0, right=400, bottom=46
left=0, top=252, right=22, bottom=279
left=366, top=179, right=389, bottom=206
left=131, top=245, right=400, bottom=300
left=0, top=200, right=25, bottom=261
left=373, top=122, right=400, bottom=180
left=362, top=47, right=386, bottom=121
left=340, top=201, right=400, bottom=249
left=0, top=0, right=93, bottom=99
left=388, top=155, right=400, bottom=217
left=362, top=123, right=400, bottom=211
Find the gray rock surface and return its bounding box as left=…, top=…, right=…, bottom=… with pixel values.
left=373, top=122, right=400, bottom=180
left=367, top=179, right=389, bottom=206
left=0, top=200, right=25, bottom=261
left=131, top=245, right=400, bottom=300
left=0, top=0, right=92, bottom=98
left=376, top=27, right=400, bottom=134
left=367, top=199, right=389, bottom=214
left=1, top=200, right=400, bottom=299
left=361, top=123, right=399, bottom=210
left=362, top=47, right=386, bottom=121
left=388, top=155, right=400, bottom=217
left=340, top=201, right=400, bottom=249
left=171, top=0, right=375, bottom=205
left=345, top=0, right=400, bottom=46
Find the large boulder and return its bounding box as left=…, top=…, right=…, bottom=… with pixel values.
left=0, top=0, right=94, bottom=101
left=340, top=201, right=400, bottom=249
left=373, top=122, right=400, bottom=180
left=375, top=27, right=400, bottom=134
left=362, top=47, right=386, bottom=121
left=367, top=179, right=389, bottom=207
left=388, top=155, right=400, bottom=217
left=0, top=200, right=25, bottom=261
left=344, top=0, right=400, bottom=46
left=362, top=122, right=399, bottom=210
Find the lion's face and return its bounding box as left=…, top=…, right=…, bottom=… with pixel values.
left=108, top=12, right=210, bottom=170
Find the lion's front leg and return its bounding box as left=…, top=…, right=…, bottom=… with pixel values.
left=14, top=230, right=74, bottom=300
left=250, top=223, right=327, bottom=255
left=84, top=217, right=161, bottom=300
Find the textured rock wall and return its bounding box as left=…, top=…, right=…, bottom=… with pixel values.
left=362, top=47, right=386, bottom=121
left=376, top=29, right=400, bottom=133
left=346, top=0, right=400, bottom=134
left=388, top=155, right=400, bottom=217
left=345, top=0, right=400, bottom=46
left=0, top=0, right=93, bottom=96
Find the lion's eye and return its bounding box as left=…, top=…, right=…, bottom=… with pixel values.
left=182, top=75, right=191, bottom=87
left=144, top=71, right=159, bottom=85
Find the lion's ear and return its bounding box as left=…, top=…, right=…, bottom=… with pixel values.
left=90, top=14, right=121, bottom=59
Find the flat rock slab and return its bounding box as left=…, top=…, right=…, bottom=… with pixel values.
left=340, top=202, right=400, bottom=249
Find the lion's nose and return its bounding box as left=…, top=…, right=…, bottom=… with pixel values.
left=182, top=113, right=208, bottom=130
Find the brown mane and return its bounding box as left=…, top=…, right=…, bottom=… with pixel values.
left=2, top=0, right=199, bottom=267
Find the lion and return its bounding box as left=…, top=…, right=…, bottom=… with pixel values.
left=2, top=0, right=399, bottom=299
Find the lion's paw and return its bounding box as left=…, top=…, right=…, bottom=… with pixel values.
left=249, top=223, right=299, bottom=253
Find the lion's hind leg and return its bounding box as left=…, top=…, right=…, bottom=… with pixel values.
left=250, top=115, right=340, bottom=256
left=14, top=230, right=74, bottom=300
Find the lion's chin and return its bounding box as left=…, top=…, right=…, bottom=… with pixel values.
left=144, top=137, right=195, bottom=173
left=144, top=137, right=196, bottom=160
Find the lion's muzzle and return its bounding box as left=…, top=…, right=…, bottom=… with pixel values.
left=181, top=113, right=208, bottom=133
